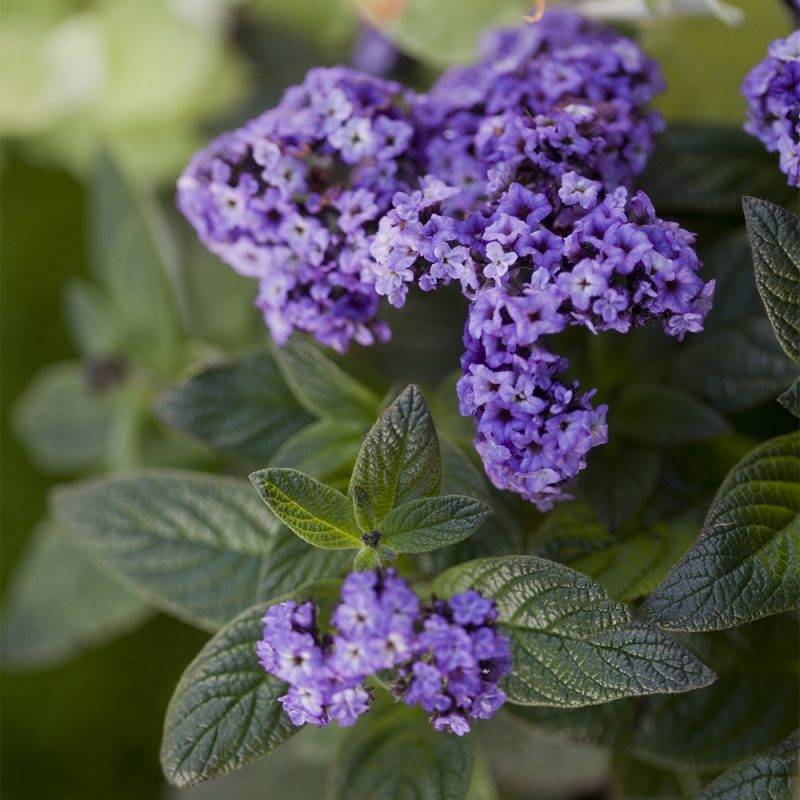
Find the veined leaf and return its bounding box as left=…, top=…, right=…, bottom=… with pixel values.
left=696, top=731, right=799, bottom=800
left=156, top=351, right=313, bottom=464
left=380, top=495, right=491, bottom=554
left=435, top=556, right=715, bottom=708
left=273, top=338, right=380, bottom=424
left=640, top=432, right=800, bottom=631
left=250, top=468, right=361, bottom=549
left=331, top=701, right=474, bottom=800
left=743, top=197, right=800, bottom=366
left=52, top=470, right=342, bottom=629
left=1, top=522, right=152, bottom=670
left=778, top=378, right=800, bottom=418
left=349, top=385, right=441, bottom=528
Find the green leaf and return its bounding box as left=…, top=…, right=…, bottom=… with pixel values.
left=331, top=701, right=474, bottom=800
left=272, top=419, right=364, bottom=484
left=640, top=127, right=794, bottom=216
left=62, top=278, right=123, bottom=358
left=380, top=495, right=491, bottom=554
left=615, top=756, right=700, bottom=800
left=161, top=601, right=296, bottom=788
left=435, top=556, right=716, bottom=707
left=613, top=384, right=730, bottom=447
left=156, top=351, right=313, bottom=465
left=1, top=522, right=152, bottom=670
left=353, top=546, right=383, bottom=571
left=639, top=432, right=800, bottom=631
left=52, top=470, right=343, bottom=629
left=12, top=361, right=115, bottom=473
left=273, top=338, right=380, bottom=424
left=249, top=468, right=361, bottom=550
left=778, top=378, right=800, bottom=418
left=743, top=197, right=800, bottom=366
left=349, top=385, right=441, bottom=527
left=576, top=443, right=661, bottom=531
left=89, top=154, right=180, bottom=374
left=634, top=615, right=799, bottom=770
left=696, top=731, right=799, bottom=800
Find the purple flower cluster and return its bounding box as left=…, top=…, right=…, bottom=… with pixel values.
left=414, top=10, right=665, bottom=210
left=256, top=570, right=511, bottom=735
left=177, top=66, right=421, bottom=352
left=451, top=174, right=714, bottom=508
left=742, top=30, right=800, bottom=188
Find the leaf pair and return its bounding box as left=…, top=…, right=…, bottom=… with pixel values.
left=250, top=385, right=491, bottom=566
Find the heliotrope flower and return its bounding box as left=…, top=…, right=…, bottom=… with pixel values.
left=256, top=570, right=511, bottom=735
left=742, top=29, right=800, bottom=187
left=177, top=66, right=423, bottom=352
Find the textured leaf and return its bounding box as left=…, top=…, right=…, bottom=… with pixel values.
left=743, top=197, right=800, bottom=365
left=331, top=701, right=473, bottom=800
left=349, top=385, right=441, bottom=527
left=156, top=352, right=313, bottom=464
left=778, top=378, right=800, bottom=418
left=576, top=444, right=661, bottom=531
left=250, top=468, right=361, bottom=549
left=640, top=433, right=800, bottom=631
left=696, top=731, right=799, bottom=800
left=380, top=495, right=491, bottom=554
left=272, top=419, right=364, bottom=484
left=634, top=616, right=799, bottom=770
left=12, top=361, right=115, bottom=473
left=161, top=601, right=295, bottom=788
left=614, top=384, right=730, bottom=446
left=435, top=556, right=715, bottom=707
left=640, top=127, right=794, bottom=216
left=52, top=470, right=340, bottom=629
left=273, top=338, right=380, bottom=424
left=1, top=523, right=152, bottom=670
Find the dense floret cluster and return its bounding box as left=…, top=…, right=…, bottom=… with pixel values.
left=256, top=570, right=511, bottom=735
left=177, top=66, right=421, bottom=352
left=742, top=30, right=800, bottom=188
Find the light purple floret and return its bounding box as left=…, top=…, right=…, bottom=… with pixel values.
left=176, top=66, right=423, bottom=352
left=256, top=570, right=511, bottom=735
left=742, top=29, right=800, bottom=188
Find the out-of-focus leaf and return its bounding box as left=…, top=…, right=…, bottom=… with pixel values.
left=576, top=443, right=661, bottom=531
left=52, top=470, right=343, bottom=630
left=349, top=385, right=441, bottom=528
left=613, top=384, right=730, bottom=446
left=331, top=700, right=474, bottom=800
left=432, top=372, right=476, bottom=449
left=435, top=556, right=716, bottom=707
left=696, top=731, right=799, bottom=800
left=743, top=197, right=800, bottom=366
left=1, top=522, right=152, bottom=670
left=62, top=278, right=122, bottom=358
left=641, top=127, right=794, bottom=215
left=615, top=756, right=700, bottom=800
left=640, top=433, right=800, bottom=631
left=12, top=361, right=115, bottom=473
left=156, top=352, right=313, bottom=464
left=273, top=338, right=381, bottom=425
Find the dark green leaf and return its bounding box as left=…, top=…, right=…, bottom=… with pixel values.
left=614, top=384, right=730, bottom=447
left=52, top=470, right=340, bottom=629
left=576, top=444, right=661, bottom=531
left=161, top=601, right=295, bottom=788
left=1, top=523, right=152, bottom=670
left=743, top=197, right=800, bottom=365
left=696, top=731, right=799, bottom=800
left=639, top=432, right=800, bottom=631
left=435, top=556, right=715, bottom=707
left=156, top=352, right=313, bottom=464
left=349, top=385, right=441, bottom=526
left=778, top=378, right=800, bottom=418
left=331, top=701, right=473, bottom=800
left=380, top=495, right=491, bottom=554
left=273, top=338, right=380, bottom=424
left=640, top=126, right=794, bottom=216
left=249, top=468, right=361, bottom=549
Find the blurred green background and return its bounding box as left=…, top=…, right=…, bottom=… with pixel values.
left=1, top=1, right=794, bottom=798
